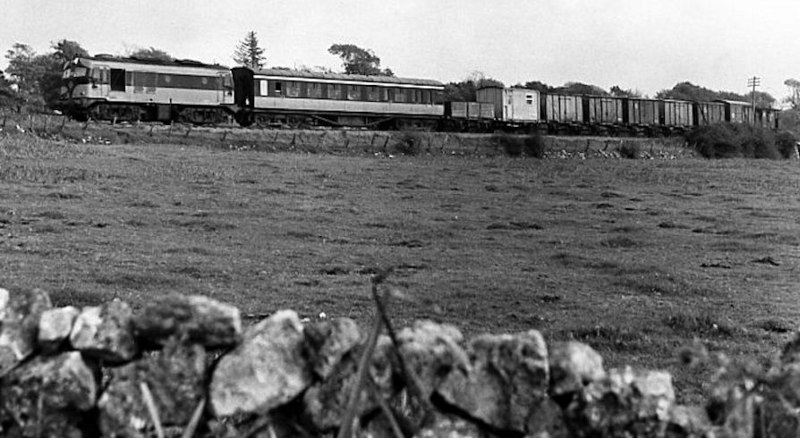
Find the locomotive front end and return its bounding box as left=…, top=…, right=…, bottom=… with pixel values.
left=59, top=58, right=99, bottom=120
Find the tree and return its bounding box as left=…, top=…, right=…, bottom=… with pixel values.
left=233, top=31, right=266, bottom=69
left=609, top=85, right=641, bottom=98
left=785, top=78, right=800, bottom=109
left=51, top=39, right=89, bottom=64
left=523, top=80, right=553, bottom=93
left=554, top=82, right=608, bottom=96
left=129, top=47, right=173, bottom=62
left=328, top=44, right=393, bottom=76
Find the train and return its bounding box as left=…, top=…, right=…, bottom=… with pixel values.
left=58, top=55, right=780, bottom=135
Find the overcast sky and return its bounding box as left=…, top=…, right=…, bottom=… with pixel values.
left=2, top=0, right=797, bottom=103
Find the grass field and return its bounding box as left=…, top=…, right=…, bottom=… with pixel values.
left=1, top=132, right=799, bottom=404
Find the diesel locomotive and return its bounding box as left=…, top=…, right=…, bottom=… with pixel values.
left=59, top=55, right=780, bottom=134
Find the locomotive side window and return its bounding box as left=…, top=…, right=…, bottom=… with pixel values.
left=110, top=68, right=126, bottom=92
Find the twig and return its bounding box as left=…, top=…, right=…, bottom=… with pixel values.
left=370, top=276, right=435, bottom=424
left=140, top=382, right=165, bottom=438
left=368, top=375, right=405, bottom=438
left=337, top=273, right=389, bottom=438
left=180, top=397, right=206, bottom=438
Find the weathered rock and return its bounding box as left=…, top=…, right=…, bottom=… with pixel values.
left=303, top=347, right=372, bottom=432
left=667, top=404, right=712, bottom=437
left=435, top=330, right=549, bottom=434
left=303, top=317, right=362, bottom=380
left=97, top=339, right=206, bottom=437
left=38, top=306, right=80, bottom=354
left=548, top=341, right=606, bottom=397
left=132, top=293, right=242, bottom=349
left=387, top=412, right=482, bottom=438
left=210, top=309, right=312, bottom=417
left=0, top=286, right=52, bottom=376
left=0, top=351, right=98, bottom=437
left=70, top=300, right=138, bottom=364
left=393, top=320, right=469, bottom=398
left=563, top=366, right=677, bottom=437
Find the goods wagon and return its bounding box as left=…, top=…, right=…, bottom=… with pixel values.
left=623, top=98, right=660, bottom=132
left=660, top=100, right=693, bottom=130
left=721, top=100, right=754, bottom=124
left=583, top=96, right=624, bottom=133
left=694, top=101, right=726, bottom=126
left=755, top=107, right=779, bottom=130
left=542, top=93, right=583, bottom=132
left=443, top=101, right=494, bottom=131
left=476, top=87, right=538, bottom=124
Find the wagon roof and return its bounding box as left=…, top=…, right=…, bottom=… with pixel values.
left=252, top=68, right=444, bottom=88
left=717, top=99, right=752, bottom=106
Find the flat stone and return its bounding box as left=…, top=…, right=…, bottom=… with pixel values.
left=436, top=330, right=549, bottom=434
left=210, top=309, right=312, bottom=417
left=38, top=306, right=80, bottom=354
left=0, top=286, right=52, bottom=376
left=97, top=340, right=207, bottom=437
left=548, top=341, right=606, bottom=396
left=133, top=294, right=242, bottom=349
left=0, top=351, right=97, bottom=437
left=70, top=300, right=138, bottom=364
left=394, top=320, right=469, bottom=397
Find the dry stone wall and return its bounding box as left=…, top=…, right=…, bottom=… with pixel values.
left=0, top=285, right=796, bottom=437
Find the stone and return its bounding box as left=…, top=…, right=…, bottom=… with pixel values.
left=0, top=351, right=98, bottom=438
left=210, top=309, right=312, bottom=417
left=132, top=293, right=242, bottom=349
left=393, top=320, right=469, bottom=398
left=0, top=286, right=52, bottom=376
left=38, top=306, right=80, bottom=354
left=563, top=366, right=678, bottom=437
left=435, top=330, right=549, bottom=434
left=97, top=339, right=207, bottom=437
left=548, top=341, right=606, bottom=397
left=303, top=317, right=362, bottom=380
left=70, top=300, right=138, bottom=364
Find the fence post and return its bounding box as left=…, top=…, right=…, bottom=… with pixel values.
left=58, top=116, right=66, bottom=133
left=184, top=124, right=192, bottom=138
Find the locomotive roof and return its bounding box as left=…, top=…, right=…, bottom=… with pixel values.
left=252, top=68, right=444, bottom=88
left=79, top=55, right=229, bottom=70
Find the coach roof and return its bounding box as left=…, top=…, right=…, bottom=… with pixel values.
left=252, top=68, right=444, bottom=88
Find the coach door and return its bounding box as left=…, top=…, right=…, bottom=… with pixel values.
left=217, top=73, right=232, bottom=103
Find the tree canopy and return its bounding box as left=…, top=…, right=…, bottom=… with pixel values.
left=785, top=78, right=800, bottom=109
left=3, top=39, right=90, bottom=110
left=129, top=47, right=173, bottom=62
left=443, top=72, right=504, bottom=102
left=233, top=31, right=266, bottom=69
left=328, top=44, right=393, bottom=76
left=656, top=81, right=775, bottom=107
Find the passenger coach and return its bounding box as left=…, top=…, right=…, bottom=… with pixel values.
left=232, top=67, right=445, bottom=129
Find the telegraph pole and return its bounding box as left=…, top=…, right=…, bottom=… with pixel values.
left=747, top=76, right=760, bottom=121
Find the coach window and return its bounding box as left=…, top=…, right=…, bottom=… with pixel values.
left=367, top=86, right=379, bottom=102
left=347, top=85, right=360, bottom=100
left=308, top=82, right=322, bottom=98
left=328, top=84, right=342, bottom=99
left=258, top=79, right=268, bottom=96
left=380, top=87, right=389, bottom=102
left=273, top=81, right=283, bottom=96
left=422, top=90, right=431, bottom=104
left=394, top=88, right=406, bottom=103
left=286, top=81, right=300, bottom=97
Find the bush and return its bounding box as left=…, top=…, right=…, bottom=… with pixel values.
left=522, top=134, right=546, bottom=158
left=685, top=123, right=783, bottom=159
left=494, top=133, right=522, bottom=156
left=618, top=141, right=641, bottom=159
left=495, top=133, right=545, bottom=158
left=775, top=131, right=798, bottom=159
left=393, top=131, right=423, bottom=156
